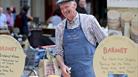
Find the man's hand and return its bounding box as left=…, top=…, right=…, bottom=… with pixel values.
left=56, top=55, right=71, bottom=77
left=61, top=65, right=71, bottom=77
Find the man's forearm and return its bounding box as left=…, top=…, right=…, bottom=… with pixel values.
left=56, top=55, right=65, bottom=68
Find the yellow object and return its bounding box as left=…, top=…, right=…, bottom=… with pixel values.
left=0, top=35, right=26, bottom=77
left=48, top=75, right=60, bottom=77
left=94, top=35, right=138, bottom=77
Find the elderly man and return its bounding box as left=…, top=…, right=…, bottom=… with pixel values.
left=55, top=0, right=105, bottom=77
left=0, top=6, right=7, bottom=29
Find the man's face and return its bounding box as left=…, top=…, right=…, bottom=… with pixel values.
left=10, top=7, right=13, bottom=13
left=59, top=1, right=77, bottom=19
left=0, top=7, right=3, bottom=14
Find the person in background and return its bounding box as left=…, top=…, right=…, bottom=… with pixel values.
left=12, top=7, right=17, bottom=21
left=55, top=0, right=105, bottom=77
left=5, top=7, right=14, bottom=33
left=14, top=5, right=33, bottom=36
left=0, top=6, right=7, bottom=29
left=47, top=8, right=62, bottom=28
left=76, top=0, right=87, bottom=14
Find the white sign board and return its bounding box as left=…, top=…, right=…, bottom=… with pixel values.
left=94, top=36, right=138, bottom=77
left=107, top=0, right=138, bottom=8
left=0, top=35, right=25, bottom=77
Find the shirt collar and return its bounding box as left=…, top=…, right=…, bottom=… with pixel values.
left=67, top=12, right=79, bottom=24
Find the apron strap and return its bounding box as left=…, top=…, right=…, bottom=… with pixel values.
left=65, top=14, right=81, bottom=29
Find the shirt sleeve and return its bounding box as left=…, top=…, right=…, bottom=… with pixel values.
left=4, top=14, right=7, bottom=22
left=90, top=16, right=106, bottom=43
left=55, top=25, right=64, bottom=56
